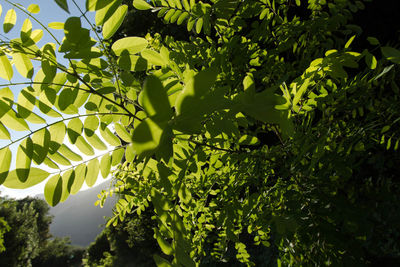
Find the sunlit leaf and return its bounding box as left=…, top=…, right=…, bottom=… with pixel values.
left=100, top=153, right=111, bottom=178
left=0, top=147, right=11, bottom=184
left=75, top=136, right=95, bottom=156
left=27, top=4, right=40, bottom=13
left=3, top=9, right=17, bottom=33
left=13, top=52, right=34, bottom=78
left=44, top=174, right=62, bottom=206
left=4, top=168, right=50, bottom=189
left=0, top=51, right=13, bottom=80
left=111, top=37, right=148, bottom=56
left=139, top=75, right=172, bottom=122
left=86, top=158, right=99, bottom=187
left=102, top=4, right=128, bottom=40
left=132, top=0, right=153, bottom=10
left=32, top=128, right=51, bottom=164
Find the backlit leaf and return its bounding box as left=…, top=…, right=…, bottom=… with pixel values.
left=102, top=4, right=128, bottom=40
left=44, top=174, right=62, bottom=206
left=3, top=9, right=17, bottom=33
left=13, top=52, right=34, bottom=78
left=4, top=168, right=49, bottom=189
left=132, top=0, right=153, bottom=10
left=0, top=51, right=13, bottom=80
left=27, top=4, right=40, bottom=13
left=111, top=37, right=148, bottom=56
left=67, top=118, right=83, bottom=144
left=16, top=138, right=33, bottom=182
left=75, top=136, right=95, bottom=156
left=115, top=123, right=132, bottom=143
left=58, top=144, right=83, bottom=161
left=132, top=118, right=164, bottom=156
left=0, top=147, right=11, bottom=184
left=86, top=158, right=99, bottom=187
left=100, top=153, right=111, bottom=178
left=32, top=128, right=51, bottom=164
left=70, top=164, right=86, bottom=195
left=139, top=75, right=172, bottom=122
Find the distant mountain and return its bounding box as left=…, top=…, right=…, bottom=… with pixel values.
left=38, top=182, right=117, bottom=247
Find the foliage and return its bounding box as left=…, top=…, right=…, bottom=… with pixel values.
left=0, top=0, right=400, bottom=266
left=0, top=196, right=84, bottom=266
left=0, top=216, right=10, bottom=253
left=83, top=209, right=160, bottom=266
left=32, top=237, right=84, bottom=267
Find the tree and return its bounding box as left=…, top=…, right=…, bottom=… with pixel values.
left=0, top=196, right=84, bottom=266
left=83, top=208, right=161, bottom=266
left=0, top=0, right=400, bottom=265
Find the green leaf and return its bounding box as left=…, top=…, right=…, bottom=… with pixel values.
left=86, top=133, right=107, bottom=150
left=141, top=49, right=167, bottom=66
left=100, top=153, right=111, bottom=178
left=138, top=75, right=172, bottom=122
left=27, top=4, right=40, bottom=13
left=75, top=136, right=95, bottom=156
left=58, top=144, right=83, bottom=161
left=2, top=109, right=29, bottom=131
left=48, top=22, right=64, bottom=29
left=111, top=147, right=125, bottom=166
left=0, top=122, right=10, bottom=139
left=32, top=128, right=51, bottom=164
left=293, top=79, right=310, bottom=106
left=125, top=143, right=135, bottom=162
left=0, top=147, right=11, bottom=185
left=44, top=174, right=62, bottom=206
left=111, top=37, right=148, bottom=56
left=3, top=168, right=49, bottom=189
left=153, top=254, right=173, bottom=267
left=41, top=44, right=57, bottom=79
left=13, top=52, right=34, bottom=79
left=365, top=52, right=377, bottom=69
left=60, top=169, right=74, bottom=202
left=115, top=123, right=132, bottom=143
left=132, top=0, right=153, bottom=10
left=16, top=138, right=33, bottom=182
left=84, top=116, right=100, bottom=136
left=70, top=164, right=86, bottom=195
left=196, top=17, right=203, bottom=34
left=86, top=0, right=109, bottom=11
left=238, top=135, right=259, bottom=146
left=48, top=152, right=71, bottom=166
left=100, top=126, right=121, bottom=146
left=344, top=35, right=356, bottom=49
left=67, top=118, right=83, bottom=144
left=155, top=229, right=174, bottom=255
left=95, top=0, right=122, bottom=26
left=132, top=118, right=163, bottom=156
left=49, top=122, right=66, bottom=153
left=3, top=9, right=17, bottom=33
left=367, top=36, right=380, bottom=46
left=102, top=4, right=128, bottom=40
left=175, top=68, right=218, bottom=115
left=54, top=0, right=70, bottom=13
left=381, top=47, right=400, bottom=64
left=0, top=51, right=13, bottom=80
left=86, top=158, right=99, bottom=187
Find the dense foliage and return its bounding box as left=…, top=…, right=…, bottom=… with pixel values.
left=0, top=196, right=83, bottom=266
left=0, top=0, right=399, bottom=265
left=84, top=209, right=160, bottom=266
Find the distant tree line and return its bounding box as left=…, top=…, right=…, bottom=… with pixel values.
left=0, top=196, right=84, bottom=267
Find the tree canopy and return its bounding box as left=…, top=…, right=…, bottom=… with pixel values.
left=0, top=0, right=400, bottom=265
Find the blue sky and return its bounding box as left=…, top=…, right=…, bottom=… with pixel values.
left=0, top=0, right=108, bottom=199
